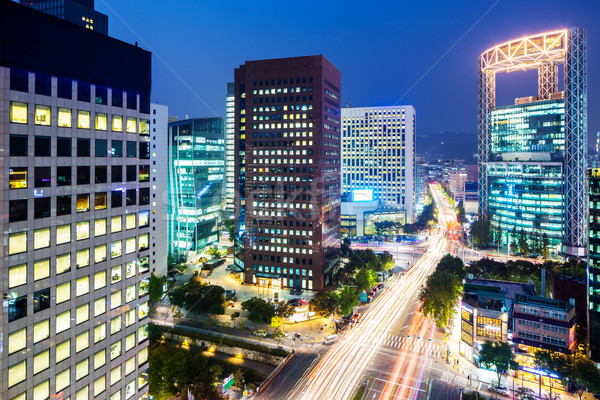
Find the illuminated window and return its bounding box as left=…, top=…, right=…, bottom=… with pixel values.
left=111, top=216, right=122, bottom=232
left=78, top=110, right=90, bottom=129
left=33, top=380, right=49, bottom=400
left=76, top=304, right=89, bottom=324
left=126, top=237, right=136, bottom=254
left=76, top=358, right=89, bottom=380
left=75, top=221, right=90, bottom=241
left=126, top=117, right=137, bottom=133
left=77, top=248, right=90, bottom=268
left=111, top=290, right=122, bottom=309
left=56, top=310, right=71, bottom=333
left=139, top=210, right=150, bottom=227
left=76, top=386, right=89, bottom=400
left=94, top=244, right=106, bottom=263
left=111, top=340, right=122, bottom=360
left=111, top=266, right=122, bottom=284
left=8, top=328, right=26, bottom=354
left=95, top=270, right=106, bottom=289
left=126, top=213, right=136, bottom=229
left=34, top=105, right=50, bottom=126
left=11, top=392, right=26, bottom=400
left=33, top=349, right=50, bottom=374
left=138, top=325, right=148, bottom=342
left=94, top=376, right=106, bottom=397
left=95, top=113, right=107, bottom=130
left=95, top=218, right=107, bottom=236
left=125, top=356, right=136, bottom=376
left=56, top=282, right=71, bottom=303
left=56, top=368, right=70, bottom=391
left=111, top=240, right=122, bottom=258
left=94, top=297, right=106, bottom=316
left=126, top=285, right=136, bottom=302
left=139, top=119, right=149, bottom=135
left=94, top=323, right=106, bottom=343
left=56, top=223, right=71, bottom=244
left=58, top=107, right=72, bottom=127
left=126, top=309, right=136, bottom=326
left=139, top=256, right=149, bottom=273
left=56, top=339, right=70, bottom=362
left=112, top=115, right=123, bottom=132
left=138, top=233, right=149, bottom=251
left=9, top=167, right=27, bottom=189
left=56, top=253, right=71, bottom=275
left=34, top=319, right=49, bottom=343
left=138, top=347, right=148, bottom=365
left=34, top=228, right=50, bottom=249
left=9, top=232, right=27, bottom=255
left=138, top=301, right=148, bottom=319
left=76, top=331, right=89, bottom=353
left=125, top=334, right=136, bottom=351
left=126, top=260, right=136, bottom=278
left=10, top=102, right=27, bottom=124
left=111, top=315, right=122, bottom=334
left=34, top=258, right=50, bottom=280
left=77, top=193, right=90, bottom=212
left=139, top=279, right=149, bottom=296
left=111, top=366, right=122, bottom=385
left=76, top=276, right=90, bottom=296
left=94, top=349, right=106, bottom=370
left=9, top=264, right=27, bottom=288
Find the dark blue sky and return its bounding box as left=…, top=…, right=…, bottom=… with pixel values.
left=98, top=0, right=600, bottom=140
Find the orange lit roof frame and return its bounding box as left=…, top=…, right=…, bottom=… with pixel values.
left=480, top=30, right=568, bottom=73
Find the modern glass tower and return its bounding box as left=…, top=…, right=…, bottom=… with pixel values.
left=478, top=28, right=588, bottom=258
left=168, top=118, right=224, bottom=263
left=588, top=166, right=600, bottom=361
left=19, top=0, right=108, bottom=34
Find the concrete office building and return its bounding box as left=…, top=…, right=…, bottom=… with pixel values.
left=167, top=118, right=224, bottom=263
left=478, top=29, right=588, bottom=257
left=341, top=105, right=415, bottom=225
left=233, top=55, right=342, bottom=291
left=224, top=82, right=236, bottom=218
left=1, top=2, right=151, bottom=399
left=150, top=104, right=169, bottom=276
left=20, top=0, right=108, bottom=35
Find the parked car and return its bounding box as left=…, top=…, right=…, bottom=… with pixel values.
left=377, top=283, right=384, bottom=288
left=252, top=329, right=267, bottom=337
left=290, top=288, right=297, bottom=295
left=488, top=384, right=510, bottom=396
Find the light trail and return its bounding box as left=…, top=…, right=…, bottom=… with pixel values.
left=294, top=185, right=452, bottom=400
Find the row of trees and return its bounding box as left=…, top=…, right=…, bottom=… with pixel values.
left=403, top=199, right=437, bottom=234
left=469, top=217, right=551, bottom=257
left=168, top=279, right=227, bottom=315
left=419, top=254, right=465, bottom=330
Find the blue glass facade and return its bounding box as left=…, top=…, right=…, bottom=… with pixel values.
left=168, top=118, right=224, bottom=262
left=588, top=167, right=600, bottom=361
left=487, top=99, right=565, bottom=248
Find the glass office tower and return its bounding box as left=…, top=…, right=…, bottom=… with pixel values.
left=588, top=166, right=600, bottom=361
left=168, top=118, right=224, bottom=263
left=488, top=99, right=565, bottom=248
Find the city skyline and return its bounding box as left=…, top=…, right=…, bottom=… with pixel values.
left=96, top=0, right=600, bottom=141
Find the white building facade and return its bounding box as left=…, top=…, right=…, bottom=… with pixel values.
left=150, top=103, right=169, bottom=276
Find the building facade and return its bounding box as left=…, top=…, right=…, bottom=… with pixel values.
left=1, top=2, right=151, bottom=399
left=224, top=82, right=236, bottom=219
left=150, top=104, right=169, bottom=276
left=19, top=0, right=108, bottom=34
left=341, top=105, right=415, bottom=223
left=233, top=55, right=341, bottom=291
left=167, top=118, right=224, bottom=263
left=588, top=166, right=600, bottom=361
left=478, top=29, right=588, bottom=258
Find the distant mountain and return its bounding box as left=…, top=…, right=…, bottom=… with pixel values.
left=416, top=131, right=477, bottom=162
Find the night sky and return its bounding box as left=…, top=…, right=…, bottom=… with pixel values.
left=97, top=0, right=600, bottom=142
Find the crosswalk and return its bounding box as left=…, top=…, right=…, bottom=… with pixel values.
left=440, top=371, right=469, bottom=388
left=381, top=334, right=444, bottom=358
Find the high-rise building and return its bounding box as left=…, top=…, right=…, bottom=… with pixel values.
left=0, top=2, right=151, bottom=399
left=20, top=0, right=108, bottom=35
left=341, top=106, right=415, bottom=224
left=233, top=55, right=341, bottom=291
left=588, top=166, right=600, bottom=361
left=478, top=29, right=588, bottom=257
left=168, top=118, right=224, bottom=263
left=150, top=104, right=169, bottom=276
left=224, top=82, right=236, bottom=218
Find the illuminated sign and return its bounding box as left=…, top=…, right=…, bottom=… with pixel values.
left=352, top=189, right=373, bottom=202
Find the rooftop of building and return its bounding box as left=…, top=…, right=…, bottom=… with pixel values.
left=515, top=293, right=572, bottom=311
left=463, top=278, right=535, bottom=311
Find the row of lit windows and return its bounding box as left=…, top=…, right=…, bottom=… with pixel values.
left=9, top=102, right=149, bottom=134
left=253, top=86, right=313, bottom=95
left=253, top=105, right=313, bottom=112
left=252, top=245, right=314, bottom=255
left=252, top=122, right=314, bottom=130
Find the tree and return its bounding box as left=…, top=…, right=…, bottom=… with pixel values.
left=230, top=311, right=240, bottom=328
left=270, top=316, right=283, bottom=332
left=338, top=286, right=359, bottom=316
left=275, top=301, right=295, bottom=319
left=569, top=355, right=600, bottom=399
left=436, top=254, right=466, bottom=282
left=510, top=227, right=519, bottom=254
left=233, top=368, right=245, bottom=389
left=241, top=297, right=275, bottom=324
left=224, top=218, right=235, bottom=241
left=149, top=274, right=166, bottom=303
left=311, top=291, right=338, bottom=317
left=518, top=229, right=530, bottom=255
left=341, top=238, right=352, bottom=258
left=355, top=268, right=377, bottom=291
left=479, top=341, right=518, bottom=384
left=419, top=270, right=461, bottom=330
left=457, top=200, right=467, bottom=224
left=206, top=245, right=222, bottom=260
left=168, top=281, right=225, bottom=314
left=541, top=233, right=550, bottom=258
left=470, top=217, right=492, bottom=248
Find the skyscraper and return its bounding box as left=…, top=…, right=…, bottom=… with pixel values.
left=588, top=165, right=600, bottom=361
left=224, top=82, right=236, bottom=218
left=233, top=55, right=341, bottom=291
left=478, top=29, right=588, bottom=257
left=20, top=0, right=108, bottom=35
left=150, top=103, right=169, bottom=276
left=1, top=2, right=151, bottom=399
left=168, top=118, right=224, bottom=263
left=341, top=105, right=415, bottom=224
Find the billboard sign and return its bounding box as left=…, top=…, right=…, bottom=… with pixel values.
left=352, top=189, right=373, bottom=202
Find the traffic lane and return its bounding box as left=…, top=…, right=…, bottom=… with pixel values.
left=426, top=379, right=461, bottom=400
left=256, top=351, right=320, bottom=400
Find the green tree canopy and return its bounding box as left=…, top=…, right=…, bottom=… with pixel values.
left=355, top=268, right=377, bottom=291
left=310, top=291, right=339, bottom=317
left=338, top=286, right=359, bottom=316
left=149, top=274, right=166, bottom=303
left=470, top=217, right=492, bottom=248
left=168, top=280, right=225, bottom=314
left=419, top=269, right=461, bottom=329
left=241, top=297, right=275, bottom=324
left=479, top=340, right=519, bottom=384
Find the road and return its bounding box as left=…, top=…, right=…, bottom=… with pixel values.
left=269, top=184, right=456, bottom=400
